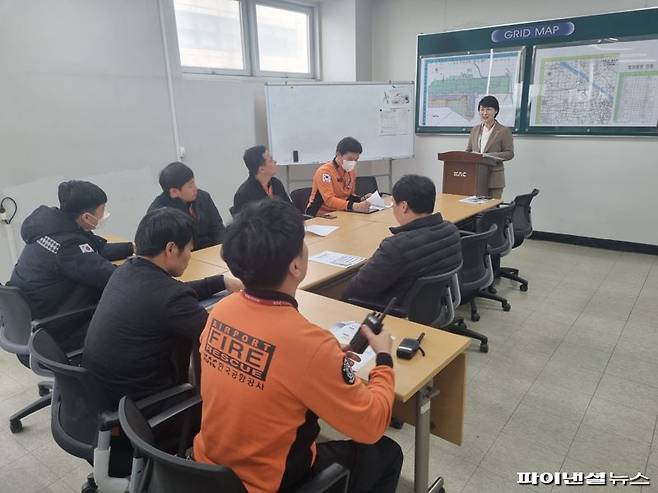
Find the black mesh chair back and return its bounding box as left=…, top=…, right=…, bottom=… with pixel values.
left=355, top=176, right=378, bottom=196
left=290, top=188, right=312, bottom=214
left=458, top=226, right=497, bottom=301
left=29, top=329, right=109, bottom=463
left=474, top=202, right=514, bottom=256
left=0, top=286, right=32, bottom=359
left=509, top=189, right=539, bottom=246
left=403, top=263, right=462, bottom=328
left=119, top=397, right=248, bottom=493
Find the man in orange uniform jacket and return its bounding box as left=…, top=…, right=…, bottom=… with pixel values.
left=194, top=199, right=402, bottom=493
left=306, top=136, right=371, bottom=216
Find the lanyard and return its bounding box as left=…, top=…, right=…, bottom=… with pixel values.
left=242, top=291, right=296, bottom=308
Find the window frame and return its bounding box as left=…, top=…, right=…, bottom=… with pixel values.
left=170, top=0, right=319, bottom=79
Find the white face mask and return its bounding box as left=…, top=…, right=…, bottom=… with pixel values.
left=341, top=160, right=356, bottom=172
left=89, top=211, right=110, bottom=230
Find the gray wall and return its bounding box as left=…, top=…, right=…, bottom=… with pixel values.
left=370, top=0, right=658, bottom=244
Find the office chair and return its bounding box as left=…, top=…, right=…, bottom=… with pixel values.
left=448, top=226, right=499, bottom=353
left=498, top=189, right=540, bottom=291
left=290, top=188, right=312, bottom=214
left=0, top=285, right=95, bottom=433
left=472, top=203, right=514, bottom=311
left=355, top=176, right=379, bottom=197
left=119, top=396, right=350, bottom=493
left=29, top=329, right=196, bottom=493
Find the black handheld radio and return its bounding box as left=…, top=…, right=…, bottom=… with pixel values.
left=349, top=297, right=397, bottom=354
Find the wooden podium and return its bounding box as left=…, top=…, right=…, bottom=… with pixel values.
left=438, top=151, right=498, bottom=196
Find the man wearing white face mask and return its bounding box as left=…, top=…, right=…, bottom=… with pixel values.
left=306, top=137, right=371, bottom=216
left=7, top=180, right=134, bottom=351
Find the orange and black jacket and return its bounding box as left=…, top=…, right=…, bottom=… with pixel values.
left=306, top=160, right=362, bottom=216
left=193, top=289, right=395, bottom=493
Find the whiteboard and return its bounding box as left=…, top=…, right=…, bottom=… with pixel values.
left=266, top=82, right=415, bottom=165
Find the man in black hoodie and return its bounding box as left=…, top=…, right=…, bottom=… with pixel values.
left=148, top=162, right=225, bottom=249
left=343, top=175, right=462, bottom=308
left=7, top=180, right=134, bottom=351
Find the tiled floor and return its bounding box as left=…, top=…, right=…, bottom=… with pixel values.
left=1, top=239, right=657, bottom=492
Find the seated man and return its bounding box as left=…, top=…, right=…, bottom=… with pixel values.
left=306, top=136, right=370, bottom=216
left=194, top=200, right=402, bottom=493
left=148, top=161, right=225, bottom=249
left=8, top=180, right=133, bottom=351
left=343, top=174, right=462, bottom=307
left=232, top=145, right=291, bottom=215
left=83, top=207, right=242, bottom=407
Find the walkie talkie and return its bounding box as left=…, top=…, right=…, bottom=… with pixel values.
left=349, top=297, right=397, bottom=354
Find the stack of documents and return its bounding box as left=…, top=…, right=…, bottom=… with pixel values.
left=459, top=195, right=492, bottom=204
left=310, top=251, right=366, bottom=268
left=366, top=191, right=393, bottom=212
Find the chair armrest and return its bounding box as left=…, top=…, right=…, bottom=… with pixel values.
left=148, top=394, right=202, bottom=430
left=294, top=463, right=350, bottom=493
left=458, top=230, right=476, bottom=237
left=98, top=384, right=196, bottom=431
left=31, top=305, right=97, bottom=332
left=345, top=298, right=407, bottom=318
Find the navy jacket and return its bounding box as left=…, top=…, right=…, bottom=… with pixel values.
left=83, top=256, right=226, bottom=407
left=343, top=213, right=462, bottom=307
left=232, top=176, right=291, bottom=216
left=148, top=189, right=225, bottom=250
left=7, top=206, right=133, bottom=350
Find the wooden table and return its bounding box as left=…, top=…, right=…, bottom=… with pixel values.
left=108, top=192, right=498, bottom=493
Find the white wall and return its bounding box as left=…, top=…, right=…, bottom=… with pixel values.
left=370, top=0, right=658, bottom=245
left=0, top=0, right=359, bottom=281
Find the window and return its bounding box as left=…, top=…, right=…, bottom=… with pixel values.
left=172, top=0, right=316, bottom=78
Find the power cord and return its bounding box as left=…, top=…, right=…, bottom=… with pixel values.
left=0, top=196, right=17, bottom=224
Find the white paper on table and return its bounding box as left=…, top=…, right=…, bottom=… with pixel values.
left=309, top=250, right=366, bottom=269
left=305, top=224, right=339, bottom=237
left=329, top=321, right=376, bottom=372
left=366, top=191, right=393, bottom=211
left=459, top=195, right=492, bottom=204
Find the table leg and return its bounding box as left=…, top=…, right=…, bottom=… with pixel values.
left=414, top=382, right=444, bottom=493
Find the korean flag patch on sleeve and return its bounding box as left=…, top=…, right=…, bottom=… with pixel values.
left=341, top=357, right=355, bottom=385
left=79, top=243, right=94, bottom=253
left=322, top=173, right=332, bottom=183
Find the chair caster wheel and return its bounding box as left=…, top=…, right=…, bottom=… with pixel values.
left=520, top=284, right=528, bottom=292
left=389, top=417, right=404, bottom=429
left=38, top=384, right=50, bottom=397
left=9, top=419, right=22, bottom=434
left=81, top=477, right=98, bottom=493
left=479, top=343, right=489, bottom=353
left=503, top=302, right=511, bottom=312
left=488, top=285, right=497, bottom=294
left=471, top=313, right=480, bottom=322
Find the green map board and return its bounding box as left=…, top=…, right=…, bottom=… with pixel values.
left=416, top=8, right=658, bottom=136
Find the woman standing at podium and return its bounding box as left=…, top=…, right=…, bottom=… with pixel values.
left=465, top=95, right=514, bottom=199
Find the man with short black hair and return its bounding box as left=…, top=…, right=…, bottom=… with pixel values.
left=83, top=207, right=242, bottom=407
left=194, top=199, right=402, bottom=493
left=148, top=162, right=225, bottom=249
left=343, top=174, right=462, bottom=307
left=232, top=145, right=291, bottom=215
left=8, top=180, right=133, bottom=351
left=306, top=136, right=371, bottom=216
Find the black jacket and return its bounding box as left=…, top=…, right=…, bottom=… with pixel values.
left=7, top=206, right=133, bottom=350
left=82, top=256, right=226, bottom=407
left=148, top=189, right=225, bottom=250
left=343, top=213, right=462, bottom=307
left=232, top=176, right=291, bottom=215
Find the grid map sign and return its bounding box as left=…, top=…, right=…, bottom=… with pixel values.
left=418, top=51, right=522, bottom=128
left=531, top=39, right=658, bottom=127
